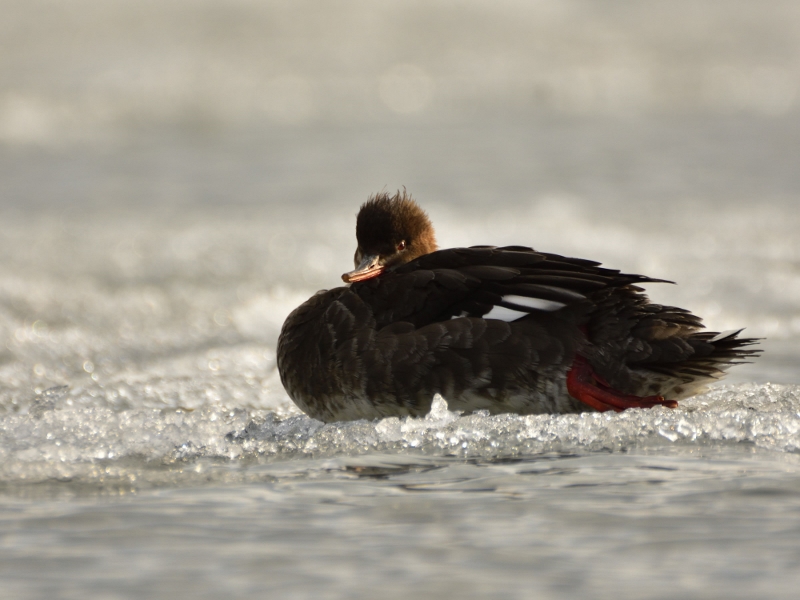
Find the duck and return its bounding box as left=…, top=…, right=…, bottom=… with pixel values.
left=277, top=190, right=760, bottom=423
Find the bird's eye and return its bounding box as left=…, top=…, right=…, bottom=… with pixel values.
left=397, top=240, right=406, bottom=251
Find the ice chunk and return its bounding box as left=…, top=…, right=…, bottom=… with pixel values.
left=1, top=384, right=799, bottom=490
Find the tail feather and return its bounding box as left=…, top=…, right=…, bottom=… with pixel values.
left=639, top=329, right=761, bottom=384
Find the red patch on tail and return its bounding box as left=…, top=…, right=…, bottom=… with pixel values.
left=566, top=355, right=678, bottom=412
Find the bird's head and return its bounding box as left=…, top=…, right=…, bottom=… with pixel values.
left=342, top=190, right=438, bottom=283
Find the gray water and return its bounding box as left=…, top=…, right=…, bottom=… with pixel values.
left=3, top=2, right=800, bottom=599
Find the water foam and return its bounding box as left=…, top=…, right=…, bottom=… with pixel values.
left=1, top=383, right=798, bottom=489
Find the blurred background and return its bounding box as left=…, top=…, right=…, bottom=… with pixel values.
left=3, top=5, right=800, bottom=596
left=0, top=0, right=799, bottom=406
left=3, top=1, right=800, bottom=140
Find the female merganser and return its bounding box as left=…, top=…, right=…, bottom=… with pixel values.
left=277, top=191, right=759, bottom=423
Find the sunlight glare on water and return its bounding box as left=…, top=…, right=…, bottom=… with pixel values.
left=2, top=1, right=800, bottom=598
left=1, top=125, right=799, bottom=598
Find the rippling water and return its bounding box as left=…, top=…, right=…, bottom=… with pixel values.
left=2, top=122, right=800, bottom=598
left=3, top=1, right=800, bottom=596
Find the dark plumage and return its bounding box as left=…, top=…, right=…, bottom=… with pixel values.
left=277, top=191, right=760, bottom=422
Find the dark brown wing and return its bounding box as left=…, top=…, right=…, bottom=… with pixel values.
left=349, top=245, right=664, bottom=329
left=586, top=281, right=761, bottom=391
left=351, top=245, right=759, bottom=394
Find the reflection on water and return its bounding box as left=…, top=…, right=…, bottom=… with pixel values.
left=2, top=450, right=800, bottom=599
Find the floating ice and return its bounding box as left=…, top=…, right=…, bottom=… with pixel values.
left=0, top=190, right=797, bottom=495
left=1, top=383, right=799, bottom=489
